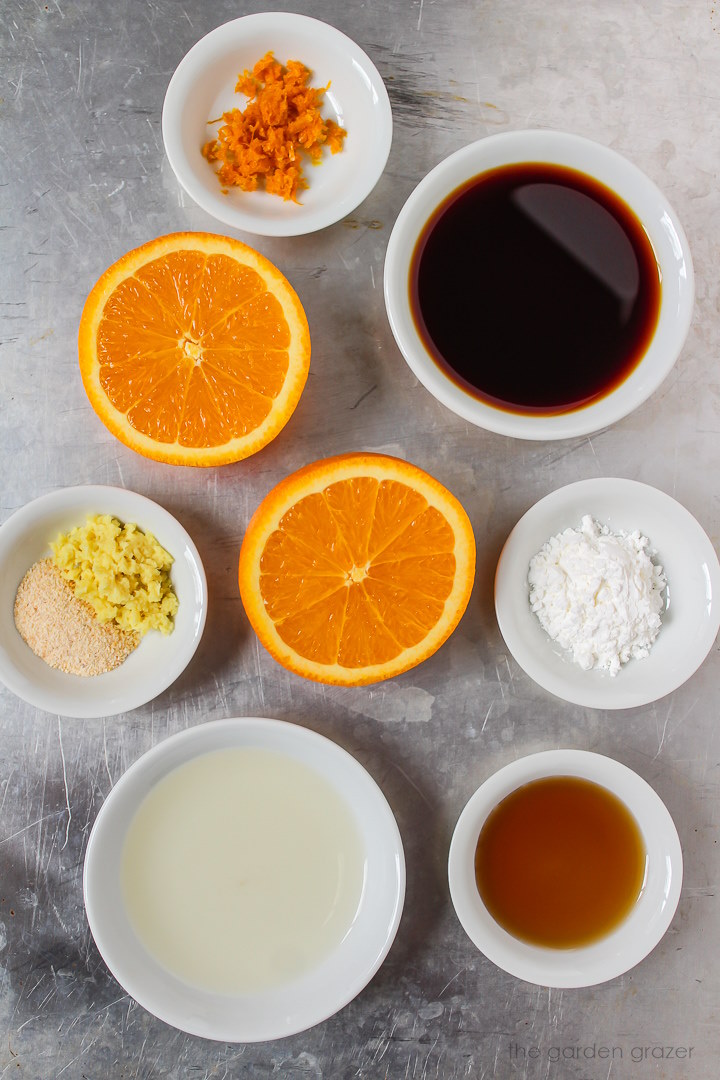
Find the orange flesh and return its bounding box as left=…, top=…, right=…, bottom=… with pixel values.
left=258, top=478, right=457, bottom=667
left=96, top=251, right=291, bottom=448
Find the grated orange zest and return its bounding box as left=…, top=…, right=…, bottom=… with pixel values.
left=202, top=51, right=347, bottom=203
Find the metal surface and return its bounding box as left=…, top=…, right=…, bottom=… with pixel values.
left=1, top=1, right=719, bottom=1076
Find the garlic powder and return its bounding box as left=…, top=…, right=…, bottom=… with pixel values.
left=528, top=515, right=666, bottom=676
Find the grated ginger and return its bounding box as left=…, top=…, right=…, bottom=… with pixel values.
left=202, top=51, right=347, bottom=202
left=50, top=514, right=178, bottom=636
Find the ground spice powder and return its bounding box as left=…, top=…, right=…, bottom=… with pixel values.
left=14, top=559, right=139, bottom=677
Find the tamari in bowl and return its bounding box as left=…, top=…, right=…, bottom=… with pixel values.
left=384, top=130, right=694, bottom=440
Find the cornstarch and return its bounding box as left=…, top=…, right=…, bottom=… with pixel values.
left=528, top=515, right=666, bottom=676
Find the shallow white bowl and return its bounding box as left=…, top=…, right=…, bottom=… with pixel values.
left=0, top=486, right=207, bottom=718
left=384, top=130, right=694, bottom=440
left=448, top=749, right=683, bottom=987
left=494, top=478, right=720, bottom=709
left=84, top=717, right=405, bottom=1042
left=162, top=13, right=392, bottom=236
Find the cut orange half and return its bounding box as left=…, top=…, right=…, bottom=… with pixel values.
left=78, top=232, right=310, bottom=466
left=238, top=453, right=476, bottom=685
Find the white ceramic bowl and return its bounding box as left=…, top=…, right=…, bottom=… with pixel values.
left=448, top=749, right=683, bottom=987
left=0, top=486, right=207, bottom=718
left=494, top=478, right=720, bottom=709
left=384, top=130, right=694, bottom=440
left=84, top=717, right=405, bottom=1042
left=162, top=13, right=392, bottom=236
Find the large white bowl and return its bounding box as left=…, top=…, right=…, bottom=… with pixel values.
left=162, top=13, right=392, bottom=236
left=83, top=717, right=406, bottom=1042
left=384, top=130, right=694, bottom=440
left=0, top=486, right=207, bottom=718
left=494, top=478, right=720, bottom=709
left=448, top=749, right=683, bottom=987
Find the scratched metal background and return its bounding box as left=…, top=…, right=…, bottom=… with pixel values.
left=1, top=0, right=719, bottom=1077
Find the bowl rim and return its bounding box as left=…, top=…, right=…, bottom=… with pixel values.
left=0, top=485, right=207, bottom=718
left=162, top=11, right=393, bottom=237
left=448, top=749, right=683, bottom=987
left=494, top=477, right=720, bottom=709
left=83, top=716, right=406, bottom=1041
left=383, top=129, right=695, bottom=440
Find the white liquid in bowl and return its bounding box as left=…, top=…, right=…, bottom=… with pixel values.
left=121, top=747, right=366, bottom=994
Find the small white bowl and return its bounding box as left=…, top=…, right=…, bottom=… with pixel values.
left=494, top=478, right=720, bottom=709
left=84, top=717, right=405, bottom=1042
left=0, top=486, right=207, bottom=718
left=162, top=13, right=392, bottom=236
left=384, top=130, right=694, bottom=440
left=448, top=749, right=683, bottom=988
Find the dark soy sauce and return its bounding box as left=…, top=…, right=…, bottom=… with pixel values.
left=410, top=163, right=661, bottom=415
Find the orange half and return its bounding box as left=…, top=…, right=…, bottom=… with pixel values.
left=238, top=453, right=476, bottom=685
left=78, top=232, right=310, bottom=466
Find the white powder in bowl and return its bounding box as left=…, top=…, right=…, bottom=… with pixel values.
left=528, top=515, right=667, bottom=676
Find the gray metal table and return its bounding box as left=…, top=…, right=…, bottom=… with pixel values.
left=1, top=1, right=718, bottom=1077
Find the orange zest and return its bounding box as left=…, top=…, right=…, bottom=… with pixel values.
left=238, top=453, right=476, bottom=685
left=78, top=232, right=311, bottom=467
left=202, top=52, right=347, bottom=202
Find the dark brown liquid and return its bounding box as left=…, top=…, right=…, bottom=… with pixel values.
left=410, top=163, right=661, bottom=415
left=474, top=776, right=646, bottom=948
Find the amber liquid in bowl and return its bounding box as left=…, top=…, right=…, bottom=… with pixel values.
left=474, top=776, right=647, bottom=948
left=410, top=163, right=662, bottom=416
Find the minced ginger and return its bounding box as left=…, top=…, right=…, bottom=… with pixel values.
left=202, top=52, right=347, bottom=202
left=50, top=514, right=178, bottom=636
